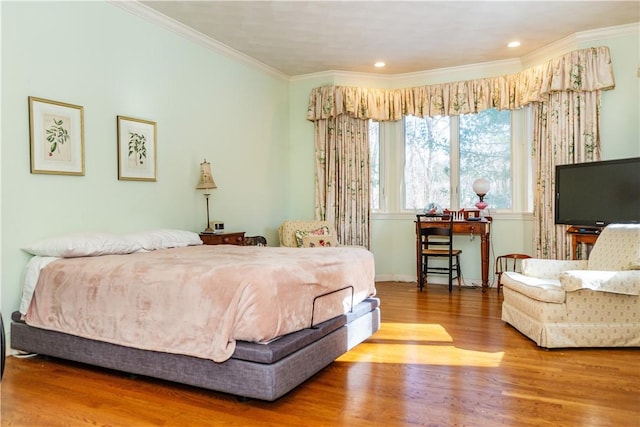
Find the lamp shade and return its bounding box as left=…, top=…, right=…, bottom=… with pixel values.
left=472, top=178, right=490, bottom=196
left=196, top=159, right=217, bottom=190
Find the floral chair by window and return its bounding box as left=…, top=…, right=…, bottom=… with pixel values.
left=278, top=220, right=339, bottom=248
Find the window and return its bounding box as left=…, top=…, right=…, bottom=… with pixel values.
left=458, top=109, right=512, bottom=209
left=370, top=108, right=525, bottom=214
left=404, top=109, right=511, bottom=211
left=404, top=115, right=451, bottom=210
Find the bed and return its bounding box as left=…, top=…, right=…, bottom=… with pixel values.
left=10, top=231, right=380, bottom=401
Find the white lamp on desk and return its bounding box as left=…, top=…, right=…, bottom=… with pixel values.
left=472, top=178, right=490, bottom=216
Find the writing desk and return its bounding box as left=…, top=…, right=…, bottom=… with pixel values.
left=415, top=218, right=492, bottom=291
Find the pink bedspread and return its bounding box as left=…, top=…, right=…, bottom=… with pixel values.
left=25, top=245, right=376, bottom=362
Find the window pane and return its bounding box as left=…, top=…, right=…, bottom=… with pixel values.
left=404, top=115, right=451, bottom=210
left=369, top=120, right=380, bottom=210
left=459, top=109, right=512, bottom=210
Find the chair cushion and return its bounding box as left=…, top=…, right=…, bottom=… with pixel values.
left=422, top=249, right=462, bottom=255
left=501, top=271, right=565, bottom=303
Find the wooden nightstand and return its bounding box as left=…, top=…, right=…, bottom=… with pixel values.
left=199, top=232, right=245, bottom=246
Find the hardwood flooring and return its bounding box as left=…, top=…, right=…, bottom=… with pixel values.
left=2, top=281, right=639, bottom=426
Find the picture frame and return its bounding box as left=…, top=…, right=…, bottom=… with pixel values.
left=29, top=96, right=85, bottom=175
left=117, top=115, right=157, bottom=181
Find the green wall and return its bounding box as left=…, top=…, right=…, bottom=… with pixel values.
left=1, top=2, right=290, bottom=334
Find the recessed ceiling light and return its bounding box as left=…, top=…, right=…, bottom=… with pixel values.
left=374, top=61, right=386, bottom=68
left=508, top=41, right=521, bottom=48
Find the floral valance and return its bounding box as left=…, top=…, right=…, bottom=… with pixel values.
left=307, top=46, right=615, bottom=122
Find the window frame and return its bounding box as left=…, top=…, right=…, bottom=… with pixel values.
left=371, top=107, right=531, bottom=216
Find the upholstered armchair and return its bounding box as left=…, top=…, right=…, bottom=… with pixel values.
left=278, top=220, right=339, bottom=247
left=501, top=223, right=640, bottom=348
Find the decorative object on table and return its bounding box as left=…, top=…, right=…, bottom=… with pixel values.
left=423, top=202, right=443, bottom=215
left=213, top=221, right=225, bottom=234
left=472, top=178, right=490, bottom=213
left=28, top=96, right=85, bottom=176
left=117, top=116, right=157, bottom=181
left=196, top=159, right=217, bottom=234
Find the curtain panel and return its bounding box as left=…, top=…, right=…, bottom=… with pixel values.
left=306, top=46, right=614, bottom=121
left=532, top=90, right=602, bottom=259
left=314, top=116, right=371, bottom=247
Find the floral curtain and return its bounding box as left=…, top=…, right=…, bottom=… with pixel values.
left=532, top=91, right=602, bottom=259
left=307, top=47, right=614, bottom=121
left=314, top=115, right=370, bottom=247
left=306, top=46, right=614, bottom=253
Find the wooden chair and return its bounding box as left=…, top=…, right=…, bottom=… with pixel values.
left=495, top=253, right=531, bottom=293
left=416, top=214, right=462, bottom=292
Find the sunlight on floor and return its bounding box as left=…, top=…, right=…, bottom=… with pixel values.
left=337, top=322, right=505, bottom=367
left=369, top=322, right=454, bottom=342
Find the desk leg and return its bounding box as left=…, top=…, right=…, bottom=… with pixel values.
left=481, top=233, right=490, bottom=292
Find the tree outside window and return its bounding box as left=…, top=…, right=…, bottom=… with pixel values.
left=403, top=109, right=511, bottom=211
left=459, top=109, right=512, bottom=209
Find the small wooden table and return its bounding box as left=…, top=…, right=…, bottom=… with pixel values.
left=567, top=226, right=601, bottom=260
left=199, top=232, right=245, bottom=246
left=416, top=219, right=492, bottom=291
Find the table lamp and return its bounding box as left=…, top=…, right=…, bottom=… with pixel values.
left=472, top=178, right=490, bottom=211
left=196, top=159, right=217, bottom=233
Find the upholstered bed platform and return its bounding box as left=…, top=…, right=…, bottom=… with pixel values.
left=11, top=297, right=380, bottom=401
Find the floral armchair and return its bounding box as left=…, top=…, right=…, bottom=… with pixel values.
left=278, top=220, right=339, bottom=248
left=500, top=223, right=640, bottom=348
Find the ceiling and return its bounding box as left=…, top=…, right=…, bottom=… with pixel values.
left=140, top=1, right=640, bottom=76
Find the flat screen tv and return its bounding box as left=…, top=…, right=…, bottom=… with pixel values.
left=555, top=157, right=640, bottom=227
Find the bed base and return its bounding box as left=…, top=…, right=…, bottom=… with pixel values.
left=11, top=298, right=380, bottom=401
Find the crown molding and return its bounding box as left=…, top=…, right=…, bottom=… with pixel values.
left=576, top=22, right=639, bottom=43
left=289, top=70, right=395, bottom=84
left=108, top=0, right=288, bottom=81
left=291, top=58, right=523, bottom=86
left=522, top=22, right=639, bottom=68
left=391, top=58, right=523, bottom=84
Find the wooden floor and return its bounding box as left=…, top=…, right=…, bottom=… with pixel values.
left=2, top=281, right=639, bottom=427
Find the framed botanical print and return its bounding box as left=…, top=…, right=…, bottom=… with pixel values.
left=117, top=115, right=157, bottom=181
left=29, top=96, right=85, bottom=175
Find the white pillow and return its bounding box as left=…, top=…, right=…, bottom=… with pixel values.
left=22, top=232, right=141, bottom=258
left=125, top=229, right=203, bottom=251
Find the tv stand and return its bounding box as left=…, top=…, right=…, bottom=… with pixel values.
left=567, top=226, right=603, bottom=259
